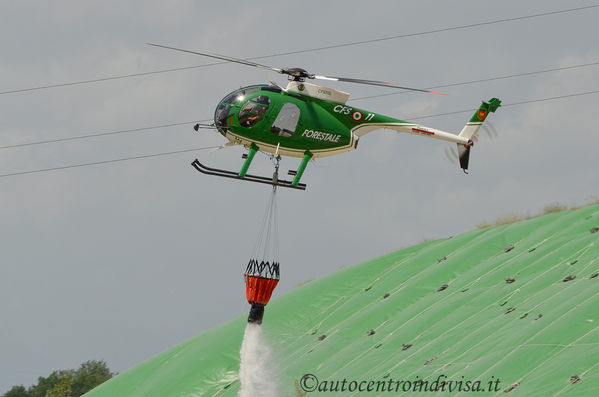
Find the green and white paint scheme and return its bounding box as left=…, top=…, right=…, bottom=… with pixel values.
left=214, top=80, right=500, bottom=184
left=148, top=43, right=500, bottom=188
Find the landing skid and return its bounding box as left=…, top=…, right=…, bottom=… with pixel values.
left=191, top=160, right=307, bottom=190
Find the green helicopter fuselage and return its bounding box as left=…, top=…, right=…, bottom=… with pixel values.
left=208, top=81, right=499, bottom=188
left=214, top=83, right=401, bottom=159
left=149, top=43, right=500, bottom=189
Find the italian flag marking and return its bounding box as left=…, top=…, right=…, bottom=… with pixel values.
left=352, top=110, right=363, bottom=121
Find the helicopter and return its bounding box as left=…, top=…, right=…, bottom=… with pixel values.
left=148, top=44, right=501, bottom=190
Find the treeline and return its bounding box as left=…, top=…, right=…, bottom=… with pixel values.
left=2, top=360, right=114, bottom=397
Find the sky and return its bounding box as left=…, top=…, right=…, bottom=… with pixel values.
left=1, top=0, right=598, bottom=392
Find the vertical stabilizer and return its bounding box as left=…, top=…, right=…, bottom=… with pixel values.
left=457, top=98, right=501, bottom=172
left=458, top=98, right=501, bottom=141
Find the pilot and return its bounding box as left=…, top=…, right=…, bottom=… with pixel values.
left=253, top=96, right=270, bottom=105
left=240, top=105, right=267, bottom=127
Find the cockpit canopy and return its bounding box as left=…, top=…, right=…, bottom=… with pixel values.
left=214, top=85, right=278, bottom=134
left=222, top=86, right=260, bottom=105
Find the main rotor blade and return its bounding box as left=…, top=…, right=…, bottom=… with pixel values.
left=147, top=43, right=284, bottom=74
left=313, top=74, right=446, bottom=95
left=148, top=43, right=446, bottom=95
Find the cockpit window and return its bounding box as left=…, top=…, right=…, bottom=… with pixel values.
left=214, top=86, right=268, bottom=134
left=238, top=96, right=270, bottom=128
left=222, top=87, right=260, bottom=104
left=271, top=102, right=300, bottom=137
left=215, top=103, right=231, bottom=130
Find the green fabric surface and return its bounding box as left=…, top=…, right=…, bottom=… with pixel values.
left=86, top=205, right=599, bottom=396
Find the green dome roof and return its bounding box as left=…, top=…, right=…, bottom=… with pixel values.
left=86, top=204, right=599, bottom=396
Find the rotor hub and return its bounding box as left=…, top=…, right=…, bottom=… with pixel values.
left=282, top=67, right=313, bottom=81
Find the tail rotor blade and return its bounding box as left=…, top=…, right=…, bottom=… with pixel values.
left=481, top=121, right=499, bottom=140
left=445, top=147, right=458, bottom=165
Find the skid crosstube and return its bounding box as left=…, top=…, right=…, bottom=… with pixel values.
left=191, top=160, right=307, bottom=190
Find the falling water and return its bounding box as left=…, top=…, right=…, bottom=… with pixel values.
left=238, top=323, right=278, bottom=397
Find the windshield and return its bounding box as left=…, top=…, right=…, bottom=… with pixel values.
left=214, top=86, right=263, bottom=134
left=239, top=96, right=270, bottom=128
left=222, top=86, right=260, bottom=105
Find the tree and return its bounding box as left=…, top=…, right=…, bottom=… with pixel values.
left=45, top=378, right=73, bottom=397
left=2, top=361, right=114, bottom=397
left=27, top=371, right=72, bottom=397
left=71, top=361, right=113, bottom=396
left=2, top=385, right=28, bottom=397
